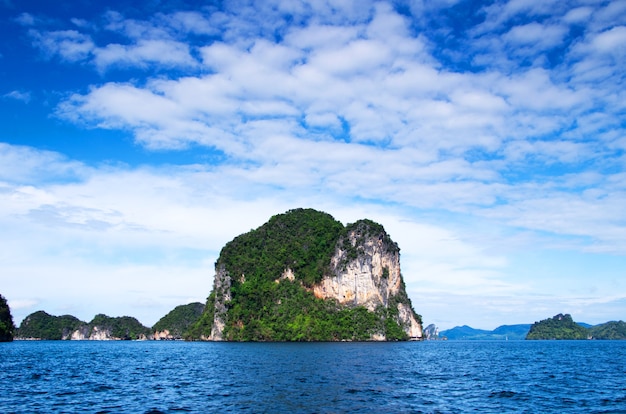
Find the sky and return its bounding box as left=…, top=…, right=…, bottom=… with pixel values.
left=1, top=0, right=625, bottom=331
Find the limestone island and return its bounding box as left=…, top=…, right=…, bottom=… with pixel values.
left=186, top=208, right=423, bottom=341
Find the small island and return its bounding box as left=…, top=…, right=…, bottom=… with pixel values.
left=526, top=313, right=626, bottom=340
left=187, top=208, right=423, bottom=341
left=15, top=302, right=205, bottom=341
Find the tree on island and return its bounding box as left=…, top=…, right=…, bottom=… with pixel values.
left=0, top=294, right=16, bottom=342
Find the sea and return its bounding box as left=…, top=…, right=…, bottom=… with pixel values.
left=1, top=340, right=625, bottom=413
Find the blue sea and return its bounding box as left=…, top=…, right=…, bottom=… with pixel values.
left=1, top=340, right=625, bottom=413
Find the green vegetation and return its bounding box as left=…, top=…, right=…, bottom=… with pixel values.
left=526, top=314, right=589, bottom=340
left=219, top=208, right=344, bottom=287
left=88, top=314, right=151, bottom=340
left=17, top=311, right=150, bottom=340
left=189, top=208, right=417, bottom=341
left=221, top=279, right=408, bottom=341
left=185, top=293, right=216, bottom=340
left=588, top=321, right=626, bottom=340
left=0, top=294, right=16, bottom=342
left=152, top=302, right=204, bottom=338
left=17, top=311, right=83, bottom=340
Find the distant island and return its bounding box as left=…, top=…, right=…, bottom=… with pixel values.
left=526, top=314, right=626, bottom=340
left=15, top=302, right=204, bottom=341
left=439, top=324, right=531, bottom=340
left=435, top=314, right=626, bottom=341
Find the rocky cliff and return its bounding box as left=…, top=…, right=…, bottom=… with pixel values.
left=313, top=220, right=422, bottom=339
left=190, top=208, right=422, bottom=341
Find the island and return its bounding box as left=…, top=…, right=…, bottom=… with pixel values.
left=17, top=311, right=151, bottom=340
left=186, top=208, right=423, bottom=341
left=526, top=313, right=626, bottom=340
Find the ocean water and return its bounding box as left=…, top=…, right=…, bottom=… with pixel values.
left=1, top=340, right=625, bottom=413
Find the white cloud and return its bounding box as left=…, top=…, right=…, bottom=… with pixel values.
left=15, top=12, right=36, bottom=26
left=93, top=39, right=198, bottom=71
left=503, top=22, right=568, bottom=50
left=589, top=26, right=626, bottom=54
left=562, top=7, right=593, bottom=24
left=3, top=90, right=31, bottom=103
left=30, top=29, right=95, bottom=62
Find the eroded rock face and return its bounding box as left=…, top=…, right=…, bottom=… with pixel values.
left=314, top=231, right=401, bottom=310
left=153, top=329, right=173, bottom=340
left=313, top=223, right=422, bottom=340
left=69, top=326, right=118, bottom=340
left=206, top=264, right=231, bottom=341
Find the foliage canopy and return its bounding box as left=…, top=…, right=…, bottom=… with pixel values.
left=152, top=302, right=204, bottom=337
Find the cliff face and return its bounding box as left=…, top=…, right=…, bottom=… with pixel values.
left=200, top=209, right=423, bottom=341
left=205, top=264, right=231, bottom=341
left=313, top=221, right=422, bottom=339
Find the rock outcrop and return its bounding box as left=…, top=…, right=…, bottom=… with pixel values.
left=193, top=209, right=423, bottom=341
left=313, top=220, right=422, bottom=339
left=423, top=324, right=440, bottom=340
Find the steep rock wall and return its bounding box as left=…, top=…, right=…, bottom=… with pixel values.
left=205, top=264, right=231, bottom=341
left=313, top=223, right=422, bottom=339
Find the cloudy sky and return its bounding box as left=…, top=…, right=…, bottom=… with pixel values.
left=1, top=0, right=625, bottom=330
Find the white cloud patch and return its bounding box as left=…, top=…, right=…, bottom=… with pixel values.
left=30, top=29, right=95, bottom=62
left=503, top=22, right=568, bottom=50
left=3, top=90, right=31, bottom=103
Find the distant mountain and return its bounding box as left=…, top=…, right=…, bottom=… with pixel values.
left=440, top=324, right=531, bottom=340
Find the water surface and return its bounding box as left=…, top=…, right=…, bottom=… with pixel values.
left=1, top=340, right=625, bottom=412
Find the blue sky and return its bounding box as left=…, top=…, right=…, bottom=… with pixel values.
left=1, top=0, right=625, bottom=330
